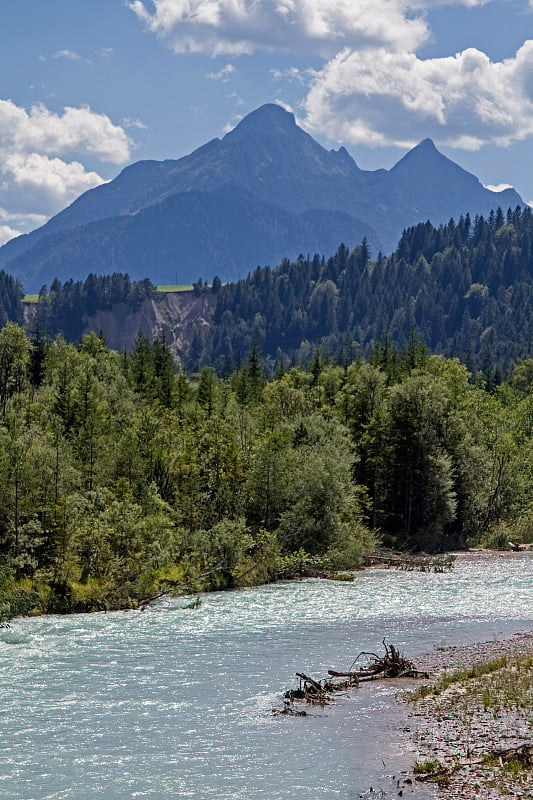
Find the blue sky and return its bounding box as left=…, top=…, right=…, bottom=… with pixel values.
left=1, top=0, right=533, bottom=245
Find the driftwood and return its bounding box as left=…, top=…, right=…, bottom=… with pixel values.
left=349, top=639, right=430, bottom=680
left=491, top=743, right=533, bottom=767
left=366, top=551, right=456, bottom=573
left=272, top=701, right=308, bottom=717
left=275, top=640, right=429, bottom=715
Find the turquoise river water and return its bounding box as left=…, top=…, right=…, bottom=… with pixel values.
left=1, top=552, right=532, bottom=800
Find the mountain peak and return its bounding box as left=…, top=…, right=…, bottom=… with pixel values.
left=417, top=138, right=438, bottom=151
left=391, top=137, right=459, bottom=178
left=1, top=102, right=525, bottom=289
left=226, top=104, right=296, bottom=138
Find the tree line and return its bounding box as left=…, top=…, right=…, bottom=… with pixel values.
left=32, top=273, right=155, bottom=341
left=1, top=326, right=532, bottom=621
left=194, top=205, right=533, bottom=377
left=3, top=206, right=533, bottom=381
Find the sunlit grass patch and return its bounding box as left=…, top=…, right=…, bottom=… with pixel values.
left=406, top=656, right=509, bottom=701
left=155, top=285, right=193, bottom=293
left=413, top=759, right=451, bottom=787
left=23, top=294, right=40, bottom=303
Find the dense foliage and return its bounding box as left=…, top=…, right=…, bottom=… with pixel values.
left=1, top=326, right=533, bottom=621
left=0, top=270, right=24, bottom=327
left=197, top=206, right=533, bottom=376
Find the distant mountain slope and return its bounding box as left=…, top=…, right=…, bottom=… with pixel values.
left=0, top=104, right=524, bottom=290
left=388, top=138, right=521, bottom=222
left=24, top=273, right=213, bottom=354
left=6, top=186, right=378, bottom=289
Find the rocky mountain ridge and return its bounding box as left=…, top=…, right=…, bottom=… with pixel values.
left=1, top=104, right=524, bottom=290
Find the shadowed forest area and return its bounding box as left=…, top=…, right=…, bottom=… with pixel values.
left=195, top=206, right=533, bottom=378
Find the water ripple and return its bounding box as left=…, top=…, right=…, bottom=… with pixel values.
left=1, top=553, right=532, bottom=799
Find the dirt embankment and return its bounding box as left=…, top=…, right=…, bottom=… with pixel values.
left=83, top=291, right=215, bottom=354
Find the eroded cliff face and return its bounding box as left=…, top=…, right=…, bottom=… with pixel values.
left=83, top=292, right=216, bottom=354
left=25, top=291, right=215, bottom=356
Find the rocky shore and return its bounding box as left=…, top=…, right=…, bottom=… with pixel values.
left=404, top=632, right=533, bottom=799
left=415, top=631, right=533, bottom=674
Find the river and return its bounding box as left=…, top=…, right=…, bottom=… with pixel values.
left=1, top=552, right=532, bottom=800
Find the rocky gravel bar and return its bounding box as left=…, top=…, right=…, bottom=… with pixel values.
left=415, top=631, right=533, bottom=675
left=404, top=632, right=533, bottom=799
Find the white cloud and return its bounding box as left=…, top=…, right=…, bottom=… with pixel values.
left=206, top=63, right=235, bottom=81
left=129, top=1, right=493, bottom=56
left=123, top=117, right=148, bottom=130
left=271, top=66, right=308, bottom=84
left=52, top=49, right=91, bottom=63
left=223, top=114, right=243, bottom=133
left=302, top=41, right=533, bottom=149
left=2, top=153, right=105, bottom=215
left=0, top=225, right=22, bottom=246
left=0, top=99, right=131, bottom=225
left=484, top=183, right=514, bottom=193
left=227, top=91, right=245, bottom=106
left=128, top=0, right=433, bottom=56
left=274, top=99, right=295, bottom=114
left=0, top=207, right=47, bottom=226
left=0, top=101, right=131, bottom=164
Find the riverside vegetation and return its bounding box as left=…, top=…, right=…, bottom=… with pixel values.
left=1, top=323, right=533, bottom=622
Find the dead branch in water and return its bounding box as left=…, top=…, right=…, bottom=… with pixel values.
left=350, top=639, right=430, bottom=680
left=366, top=551, right=456, bottom=573
left=274, top=639, right=429, bottom=715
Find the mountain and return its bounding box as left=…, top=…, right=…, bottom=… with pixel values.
left=388, top=138, right=521, bottom=221
left=0, top=104, right=524, bottom=290
left=7, top=187, right=376, bottom=287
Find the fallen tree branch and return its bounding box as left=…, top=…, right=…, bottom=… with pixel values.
left=274, top=640, right=428, bottom=716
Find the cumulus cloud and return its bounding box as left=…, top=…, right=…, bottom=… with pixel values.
left=0, top=225, right=22, bottom=246
left=128, top=0, right=434, bottom=56
left=0, top=101, right=131, bottom=164
left=0, top=99, right=131, bottom=232
left=129, top=1, right=493, bottom=55
left=2, top=153, right=105, bottom=214
left=302, top=41, right=533, bottom=149
left=0, top=207, right=48, bottom=227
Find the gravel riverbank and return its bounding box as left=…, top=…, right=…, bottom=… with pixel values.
left=415, top=631, right=533, bottom=675
left=403, top=632, right=533, bottom=799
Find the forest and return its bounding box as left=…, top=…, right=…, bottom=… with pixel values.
left=1, top=323, right=533, bottom=622
left=4, top=206, right=533, bottom=382
left=197, top=206, right=533, bottom=377
left=32, top=274, right=156, bottom=341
